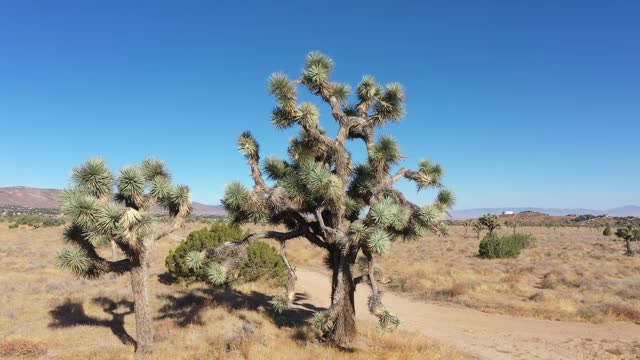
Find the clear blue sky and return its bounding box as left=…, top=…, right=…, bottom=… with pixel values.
left=1, top=0, right=638, bottom=209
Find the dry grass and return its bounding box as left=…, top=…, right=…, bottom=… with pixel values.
left=0, top=223, right=468, bottom=359
left=276, top=225, right=640, bottom=323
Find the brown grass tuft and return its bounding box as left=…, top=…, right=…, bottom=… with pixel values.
left=0, top=339, right=48, bottom=358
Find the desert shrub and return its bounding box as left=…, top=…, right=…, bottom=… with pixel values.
left=603, top=225, right=612, bottom=236
left=239, top=241, right=288, bottom=286
left=479, top=233, right=535, bottom=259
left=8, top=222, right=19, bottom=229
left=9, top=214, right=65, bottom=229
left=166, top=220, right=287, bottom=285
left=165, top=221, right=246, bottom=283
left=511, top=233, right=536, bottom=248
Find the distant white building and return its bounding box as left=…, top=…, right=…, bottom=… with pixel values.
left=502, top=211, right=515, bottom=215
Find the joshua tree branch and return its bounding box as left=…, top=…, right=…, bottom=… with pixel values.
left=315, top=206, right=340, bottom=238
left=153, top=206, right=190, bottom=242
left=204, top=230, right=302, bottom=259
left=247, top=154, right=268, bottom=193
left=292, top=211, right=329, bottom=249
left=362, top=247, right=381, bottom=298
left=279, top=240, right=297, bottom=301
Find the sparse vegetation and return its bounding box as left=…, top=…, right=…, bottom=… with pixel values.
left=8, top=214, right=65, bottom=229
left=504, top=219, right=519, bottom=234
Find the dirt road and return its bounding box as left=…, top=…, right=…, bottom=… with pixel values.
left=295, top=267, right=640, bottom=360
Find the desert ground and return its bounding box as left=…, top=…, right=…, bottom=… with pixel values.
left=2, top=223, right=640, bottom=359
left=281, top=225, right=640, bottom=324
left=0, top=223, right=466, bottom=360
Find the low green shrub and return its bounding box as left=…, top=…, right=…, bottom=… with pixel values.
left=165, top=220, right=246, bottom=283
left=9, top=215, right=65, bottom=229
left=165, top=220, right=287, bottom=286
left=239, top=241, right=288, bottom=286
left=479, top=233, right=535, bottom=259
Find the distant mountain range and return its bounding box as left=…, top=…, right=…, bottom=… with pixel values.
left=449, top=206, right=640, bottom=219
left=0, top=186, right=226, bottom=216
left=2, top=186, right=638, bottom=219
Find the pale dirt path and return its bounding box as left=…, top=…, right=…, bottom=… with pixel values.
left=294, top=267, right=640, bottom=360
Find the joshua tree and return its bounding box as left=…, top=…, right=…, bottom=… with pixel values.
left=603, top=224, right=612, bottom=237
left=479, top=213, right=501, bottom=236
left=188, top=52, right=454, bottom=346
left=472, top=220, right=483, bottom=240
left=55, top=158, right=191, bottom=357
left=615, top=225, right=640, bottom=256
left=462, top=219, right=472, bottom=236
left=504, top=219, right=519, bottom=234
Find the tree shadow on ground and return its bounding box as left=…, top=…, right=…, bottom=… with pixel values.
left=48, top=297, right=136, bottom=346
left=156, top=287, right=325, bottom=329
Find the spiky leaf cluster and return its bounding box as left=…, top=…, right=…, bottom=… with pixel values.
left=377, top=309, right=401, bottom=333
left=310, top=311, right=330, bottom=333
left=57, top=158, right=191, bottom=278
left=205, top=262, right=227, bottom=286
left=269, top=294, right=290, bottom=314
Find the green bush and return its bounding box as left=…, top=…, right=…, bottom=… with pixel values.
left=9, top=215, right=65, bottom=229
left=479, top=233, right=535, bottom=259
left=165, top=221, right=246, bottom=283
left=165, top=220, right=287, bottom=285
left=239, top=241, right=288, bottom=286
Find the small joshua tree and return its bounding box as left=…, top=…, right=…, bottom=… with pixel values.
left=615, top=225, right=640, bottom=256
left=479, top=213, right=500, bottom=236
left=55, top=158, right=191, bottom=357
left=188, top=52, right=454, bottom=346
left=603, top=224, right=612, bottom=237
left=462, top=219, right=472, bottom=236
left=504, top=219, right=519, bottom=234
left=472, top=220, right=483, bottom=240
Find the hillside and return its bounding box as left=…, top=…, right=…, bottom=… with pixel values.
left=0, top=186, right=226, bottom=216
left=450, top=206, right=640, bottom=219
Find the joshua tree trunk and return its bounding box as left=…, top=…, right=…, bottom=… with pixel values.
left=328, top=255, right=357, bottom=346
left=111, top=240, right=118, bottom=261
left=279, top=241, right=297, bottom=302
left=625, top=239, right=635, bottom=256
left=130, top=251, right=154, bottom=358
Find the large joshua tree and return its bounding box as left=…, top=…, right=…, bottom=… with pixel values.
left=190, top=52, right=454, bottom=346
left=55, top=158, right=191, bottom=357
